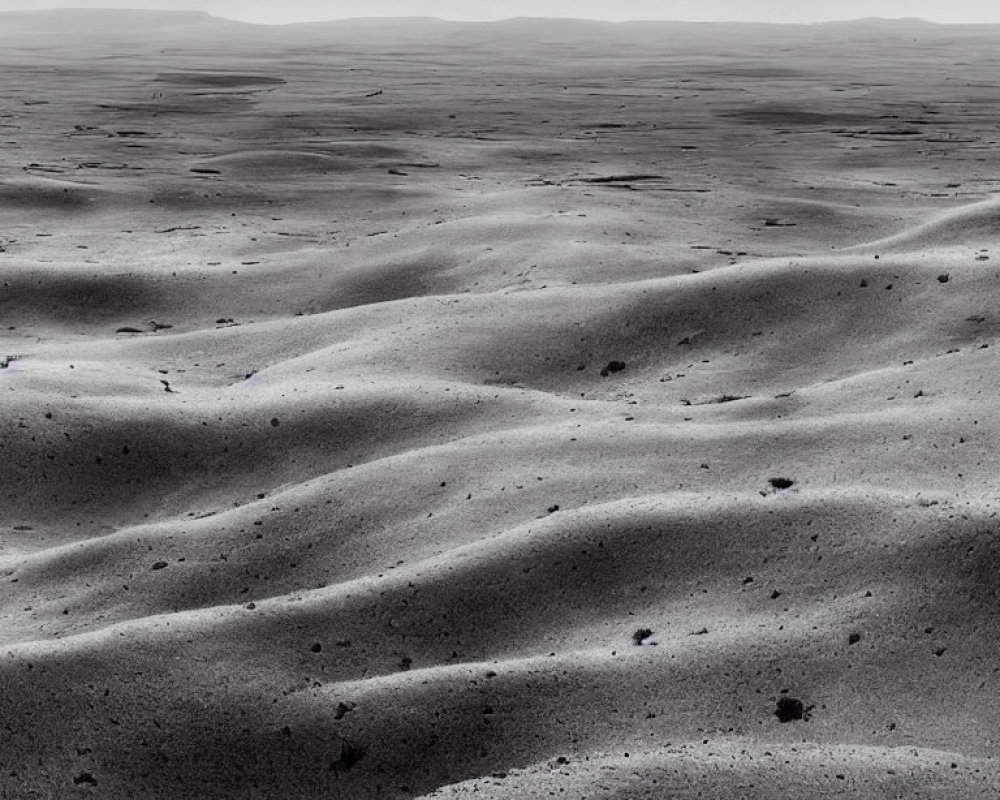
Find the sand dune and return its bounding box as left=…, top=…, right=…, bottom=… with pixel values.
left=1, top=11, right=999, bottom=798
left=849, top=196, right=1000, bottom=253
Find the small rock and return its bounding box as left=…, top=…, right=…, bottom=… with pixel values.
left=775, top=696, right=805, bottom=723
left=330, top=739, right=365, bottom=771
left=632, top=628, right=655, bottom=646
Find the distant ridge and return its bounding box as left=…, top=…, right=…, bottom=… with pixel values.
left=0, top=10, right=952, bottom=29
left=1, top=10, right=998, bottom=47
left=0, top=7, right=228, bottom=25
left=0, top=8, right=248, bottom=36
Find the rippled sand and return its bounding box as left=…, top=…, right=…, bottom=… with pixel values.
left=1, top=11, right=998, bottom=798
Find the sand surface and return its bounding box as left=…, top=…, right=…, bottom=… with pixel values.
left=1, top=11, right=999, bottom=798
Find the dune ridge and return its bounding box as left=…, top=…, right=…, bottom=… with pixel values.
left=1, top=12, right=999, bottom=799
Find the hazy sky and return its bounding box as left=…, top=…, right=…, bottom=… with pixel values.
left=2, top=0, right=999, bottom=25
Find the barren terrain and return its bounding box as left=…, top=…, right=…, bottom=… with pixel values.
left=1, top=11, right=999, bottom=798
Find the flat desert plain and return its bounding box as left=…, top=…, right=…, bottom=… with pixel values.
left=1, top=11, right=999, bottom=798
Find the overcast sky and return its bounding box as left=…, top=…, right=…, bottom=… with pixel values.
left=1, top=1, right=998, bottom=25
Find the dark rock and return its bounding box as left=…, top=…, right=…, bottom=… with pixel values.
left=632, top=628, right=654, bottom=645
left=714, top=394, right=749, bottom=404
left=600, top=360, right=627, bottom=377
left=150, top=561, right=168, bottom=571
left=331, top=739, right=365, bottom=771
left=768, top=477, right=795, bottom=490
left=775, top=696, right=805, bottom=723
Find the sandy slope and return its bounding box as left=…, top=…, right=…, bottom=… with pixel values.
left=1, top=11, right=999, bottom=798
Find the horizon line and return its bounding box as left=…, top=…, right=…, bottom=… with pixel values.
left=0, top=9, right=986, bottom=27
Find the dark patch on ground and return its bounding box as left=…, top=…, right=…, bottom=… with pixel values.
left=155, top=73, right=286, bottom=88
